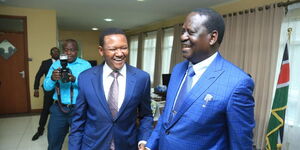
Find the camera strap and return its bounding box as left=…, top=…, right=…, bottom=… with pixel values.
left=55, top=82, right=74, bottom=113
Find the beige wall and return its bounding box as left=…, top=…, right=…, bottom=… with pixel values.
left=0, top=0, right=287, bottom=110
left=0, top=5, right=57, bottom=110
left=126, top=0, right=286, bottom=35
left=59, top=30, right=102, bottom=63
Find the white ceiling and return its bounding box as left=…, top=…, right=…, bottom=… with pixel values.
left=1, top=0, right=234, bottom=31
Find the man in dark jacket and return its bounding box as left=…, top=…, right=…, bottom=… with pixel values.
left=32, top=47, right=60, bottom=141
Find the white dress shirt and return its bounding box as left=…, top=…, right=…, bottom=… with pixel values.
left=102, top=63, right=126, bottom=110
left=172, top=52, right=218, bottom=111
left=103, top=63, right=146, bottom=147
left=52, top=58, right=56, bottom=63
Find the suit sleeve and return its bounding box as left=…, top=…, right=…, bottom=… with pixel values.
left=69, top=74, right=87, bottom=150
left=137, top=74, right=154, bottom=141
left=34, top=61, right=46, bottom=89
left=145, top=110, right=164, bottom=150
left=227, top=77, right=255, bottom=150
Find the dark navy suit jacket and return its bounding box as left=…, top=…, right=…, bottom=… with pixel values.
left=34, top=59, right=52, bottom=89
left=69, top=64, right=153, bottom=150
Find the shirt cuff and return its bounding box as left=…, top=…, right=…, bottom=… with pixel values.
left=138, top=141, right=150, bottom=150
left=138, top=140, right=147, bottom=146
left=138, top=140, right=150, bottom=150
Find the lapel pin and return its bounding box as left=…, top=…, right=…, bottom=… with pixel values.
left=202, top=94, right=213, bottom=107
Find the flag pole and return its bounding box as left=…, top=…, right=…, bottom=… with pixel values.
left=266, top=29, right=291, bottom=150
left=287, top=27, right=292, bottom=44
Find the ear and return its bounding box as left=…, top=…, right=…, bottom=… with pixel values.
left=209, top=30, right=218, bottom=45
left=98, top=46, right=104, bottom=56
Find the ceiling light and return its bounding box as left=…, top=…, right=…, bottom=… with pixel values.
left=104, top=18, right=113, bottom=22
left=92, top=27, right=98, bottom=31
left=137, top=0, right=144, bottom=1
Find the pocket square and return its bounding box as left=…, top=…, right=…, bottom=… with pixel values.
left=203, top=94, right=213, bottom=107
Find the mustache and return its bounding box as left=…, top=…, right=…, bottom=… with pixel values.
left=181, top=42, right=191, bottom=46
left=181, top=40, right=191, bottom=45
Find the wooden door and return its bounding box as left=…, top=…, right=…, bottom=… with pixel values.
left=0, top=16, right=30, bottom=114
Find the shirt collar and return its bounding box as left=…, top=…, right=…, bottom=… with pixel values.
left=189, top=52, right=218, bottom=75
left=52, top=58, right=56, bottom=63
left=103, top=62, right=126, bottom=78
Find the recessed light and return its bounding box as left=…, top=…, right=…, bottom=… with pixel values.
left=92, top=27, right=98, bottom=31
left=104, top=18, right=114, bottom=22
left=137, top=0, right=144, bottom=1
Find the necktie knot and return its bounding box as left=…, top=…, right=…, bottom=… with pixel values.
left=111, top=71, right=119, bottom=79
left=187, top=66, right=195, bottom=77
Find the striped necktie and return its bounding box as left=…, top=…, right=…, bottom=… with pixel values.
left=108, top=71, right=119, bottom=118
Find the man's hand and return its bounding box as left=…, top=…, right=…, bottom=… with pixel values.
left=138, top=143, right=146, bottom=150
left=33, top=89, right=39, bottom=97
left=68, top=73, right=76, bottom=82
left=51, top=68, right=61, bottom=81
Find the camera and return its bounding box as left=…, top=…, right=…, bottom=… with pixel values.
left=59, top=54, right=71, bottom=83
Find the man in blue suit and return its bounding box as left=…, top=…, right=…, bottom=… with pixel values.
left=69, top=28, right=153, bottom=150
left=145, top=8, right=255, bottom=150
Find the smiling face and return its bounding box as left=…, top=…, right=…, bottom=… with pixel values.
left=99, top=34, right=128, bottom=71
left=63, top=42, right=78, bottom=63
left=181, top=12, right=217, bottom=64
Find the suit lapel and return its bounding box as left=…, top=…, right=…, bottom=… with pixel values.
left=163, top=61, right=189, bottom=126
left=167, top=54, right=225, bottom=129
left=47, top=59, right=52, bottom=65
left=115, top=64, right=136, bottom=120
left=91, top=65, right=113, bottom=121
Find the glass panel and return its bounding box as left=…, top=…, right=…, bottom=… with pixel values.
left=0, top=40, right=17, bottom=59
left=161, top=27, right=174, bottom=75
left=142, top=31, right=157, bottom=84
left=129, top=35, right=138, bottom=67
left=0, top=18, right=24, bottom=32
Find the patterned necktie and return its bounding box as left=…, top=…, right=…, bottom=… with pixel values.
left=170, top=66, right=195, bottom=121
left=108, top=71, right=119, bottom=119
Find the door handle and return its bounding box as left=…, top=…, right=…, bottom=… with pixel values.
left=19, top=70, right=25, bottom=78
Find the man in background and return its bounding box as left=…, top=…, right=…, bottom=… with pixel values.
left=69, top=28, right=153, bottom=150
left=43, top=39, right=91, bottom=150
left=32, top=47, right=60, bottom=141
left=146, top=8, right=255, bottom=150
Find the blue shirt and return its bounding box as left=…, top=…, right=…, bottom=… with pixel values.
left=43, top=57, right=91, bottom=104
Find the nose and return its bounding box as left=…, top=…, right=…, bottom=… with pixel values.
left=115, top=49, right=123, bottom=57
left=181, top=31, right=188, bottom=42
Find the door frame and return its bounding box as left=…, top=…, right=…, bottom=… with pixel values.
left=0, top=15, right=31, bottom=113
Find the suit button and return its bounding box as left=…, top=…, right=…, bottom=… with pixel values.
left=165, top=130, right=170, bottom=135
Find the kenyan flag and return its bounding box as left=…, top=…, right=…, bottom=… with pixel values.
left=265, top=44, right=290, bottom=150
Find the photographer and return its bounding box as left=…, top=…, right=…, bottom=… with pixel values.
left=43, top=39, right=91, bottom=150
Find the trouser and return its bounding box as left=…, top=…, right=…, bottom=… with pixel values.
left=37, top=89, right=54, bottom=133
left=47, top=103, right=73, bottom=150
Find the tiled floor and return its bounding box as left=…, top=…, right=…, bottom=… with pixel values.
left=0, top=115, right=68, bottom=150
